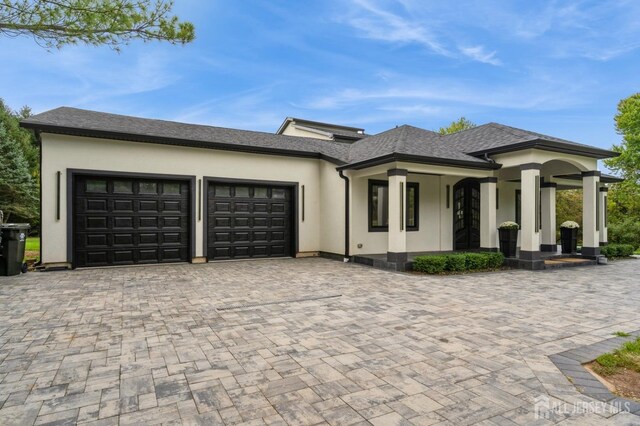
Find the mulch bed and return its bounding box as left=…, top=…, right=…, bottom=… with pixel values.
left=586, top=362, right=640, bottom=403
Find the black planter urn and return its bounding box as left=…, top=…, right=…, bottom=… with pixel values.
left=560, top=228, right=578, bottom=254
left=498, top=228, right=518, bottom=258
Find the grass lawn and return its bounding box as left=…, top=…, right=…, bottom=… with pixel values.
left=26, top=237, right=40, bottom=251
left=24, top=237, right=40, bottom=261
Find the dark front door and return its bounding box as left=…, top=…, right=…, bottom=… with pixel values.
left=73, top=175, right=190, bottom=267
left=207, top=182, right=293, bottom=260
left=453, top=179, right=481, bottom=250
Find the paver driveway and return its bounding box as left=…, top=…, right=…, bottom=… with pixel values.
left=1, top=258, right=640, bottom=425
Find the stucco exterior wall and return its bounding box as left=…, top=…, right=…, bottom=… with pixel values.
left=280, top=124, right=332, bottom=140
left=319, top=160, right=346, bottom=255
left=40, top=134, right=324, bottom=264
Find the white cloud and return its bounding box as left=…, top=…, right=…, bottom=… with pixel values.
left=342, top=0, right=504, bottom=65
left=458, top=45, right=501, bottom=66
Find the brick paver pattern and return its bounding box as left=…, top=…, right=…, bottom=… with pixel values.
left=1, top=258, right=639, bottom=425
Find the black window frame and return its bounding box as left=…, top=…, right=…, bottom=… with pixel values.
left=368, top=179, right=419, bottom=232
left=515, top=189, right=521, bottom=226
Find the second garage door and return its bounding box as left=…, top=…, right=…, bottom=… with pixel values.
left=207, top=181, right=293, bottom=260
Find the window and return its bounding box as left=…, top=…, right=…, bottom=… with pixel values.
left=86, top=179, right=107, bottom=193
left=406, top=183, right=418, bottom=229
left=515, top=189, right=521, bottom=226
left=113, top=180, right=133, bottom=194
left=139, top=182, right=157, bottom=194
left=163, top=182, right=181, bottom=195
left=368, top=180, right=419, bottom=231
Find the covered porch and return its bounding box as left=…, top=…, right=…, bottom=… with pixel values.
left=345, top=149, right=614, bottom=271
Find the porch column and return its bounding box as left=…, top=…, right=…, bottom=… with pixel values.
left=582, top=171, right=600, bottom=256
left=599, top=186, right=608, bottom=246
left=540, top=182, right=557, bottom=252
left=387, top=169, right=407, bottom=263
left=480, top=177, right=498, bottom=251
left=519, top=163, right=544, bottom=269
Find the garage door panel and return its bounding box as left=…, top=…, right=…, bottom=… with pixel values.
left=85, top=199, right=108, bottom=211
left=138, top=233, right=158, bottom=245
left=74, top=175, right=190, bottom=268
left=113, top=234, right=134, bottom=245
left=207, top=182, right=293, bottom=261
left=163, top=200, right=182, bottom=211
left=114, top=250, right=135, bottom=264
left=139, top=200, right=158, bottom=211
left=86, top=216, right=108, bottom=230
left=113, top=217, right=134, bottom=229
left=113, top=200, right=134, bottom=211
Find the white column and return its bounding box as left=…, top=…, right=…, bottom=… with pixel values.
left=387, top=169, right=407, bottom=263
left=519, top=164, right=543, bottom=268
left=599, top=186, right=608, bottom=245
left=540, top=182, right=557, bottom=252
left=480, top=177, right=497, bottom=250
left=582, top=171, right=600, bottom=256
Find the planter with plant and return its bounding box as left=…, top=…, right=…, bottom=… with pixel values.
left=560, top=221, right=579, bottom=254
left=498, top=221, right=519, bottom=258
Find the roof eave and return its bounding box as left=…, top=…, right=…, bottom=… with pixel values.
left=466, top=138, right=619, bottom=159
left=336, top=153, right=501, bottom=171
left=21, top=121, right=348, bottom=166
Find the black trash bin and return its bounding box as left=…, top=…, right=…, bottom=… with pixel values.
left=0, top=224, right=30, bottom=276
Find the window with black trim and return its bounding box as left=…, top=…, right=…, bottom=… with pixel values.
left=368, top=180, right=419, bottom=231
left=515, top=189, right=521, bottom=225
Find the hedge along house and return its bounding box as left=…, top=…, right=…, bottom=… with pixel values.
left=21, top=107, right=621, bottom=271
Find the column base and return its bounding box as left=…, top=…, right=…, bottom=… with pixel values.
left=387, top=251, right=408, bottom=263
left=518, top=250, right=544, bottom=270
left=540, top=244, right=557, bottom=252
left=519, top=250, right=541, bottom=260
left=517, top=259, right=546, bottom=270
left=581, top=246, right=601, bottom=257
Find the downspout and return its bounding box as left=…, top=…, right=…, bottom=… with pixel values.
left=338, top=170, right=350, bottom=261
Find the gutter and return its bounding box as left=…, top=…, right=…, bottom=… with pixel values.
left=338, top=170, right=350, bottom=261
left=337, top=153, right=502, bottom=171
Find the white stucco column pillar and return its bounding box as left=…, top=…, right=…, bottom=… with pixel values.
left=480, top=177, right=498, bottom=250
left=387, top=169, right=407, bottom=264
left=540, top=182, right=557, bottom=252
left=599, top=186, right=608, bottom=246
left=582, top=171, right=600, bottom=256
left=519, top=163, right=544, bottom=269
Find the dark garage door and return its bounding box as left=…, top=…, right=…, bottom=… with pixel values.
left=74, top=175, right=190, bottom=267
left=207, top=182, right=293, bottom=260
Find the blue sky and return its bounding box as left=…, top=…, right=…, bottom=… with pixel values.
left=1, top=0, right=640, bottom=153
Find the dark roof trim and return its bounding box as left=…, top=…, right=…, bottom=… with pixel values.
left=466, top=138, right=618, bottom=159
left=554, top=173, right=624, bottom=184
left=336, top=153, right=502, bottom=171
left=21, top=122, right=347, bottom=166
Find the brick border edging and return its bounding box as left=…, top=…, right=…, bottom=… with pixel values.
left=549, top=330, right=640, bottom=416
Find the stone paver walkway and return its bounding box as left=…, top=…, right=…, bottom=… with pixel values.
left=1, top=258, right=639, bottom=425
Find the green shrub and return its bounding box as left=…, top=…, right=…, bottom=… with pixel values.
left=413, top=255, right=447, bottom=273
left=465, top=253, right=487, bottom=270
left=413, top=252, right=505, bottom=274
left=485, top=252, right=505, bottom=269
left=608, top=218, right=640, bottom=250
left=601, top=243, right=635, bottom=258
left=445, top=254, right=467, bottom=272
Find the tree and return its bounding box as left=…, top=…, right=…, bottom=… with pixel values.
left=605, top=93, right=640, bottom=224
left=438, top=117, right=476, bottom=135
left=0, top=122, right=38, bottom=222
left=0, top=0, right=194, bottom=50
left=0, top=99, right=38, bottom=179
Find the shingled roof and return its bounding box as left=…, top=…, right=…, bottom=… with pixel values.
left=21, top=107, right=351, bottom=164
left=21, top=107, right=617, bottom=171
